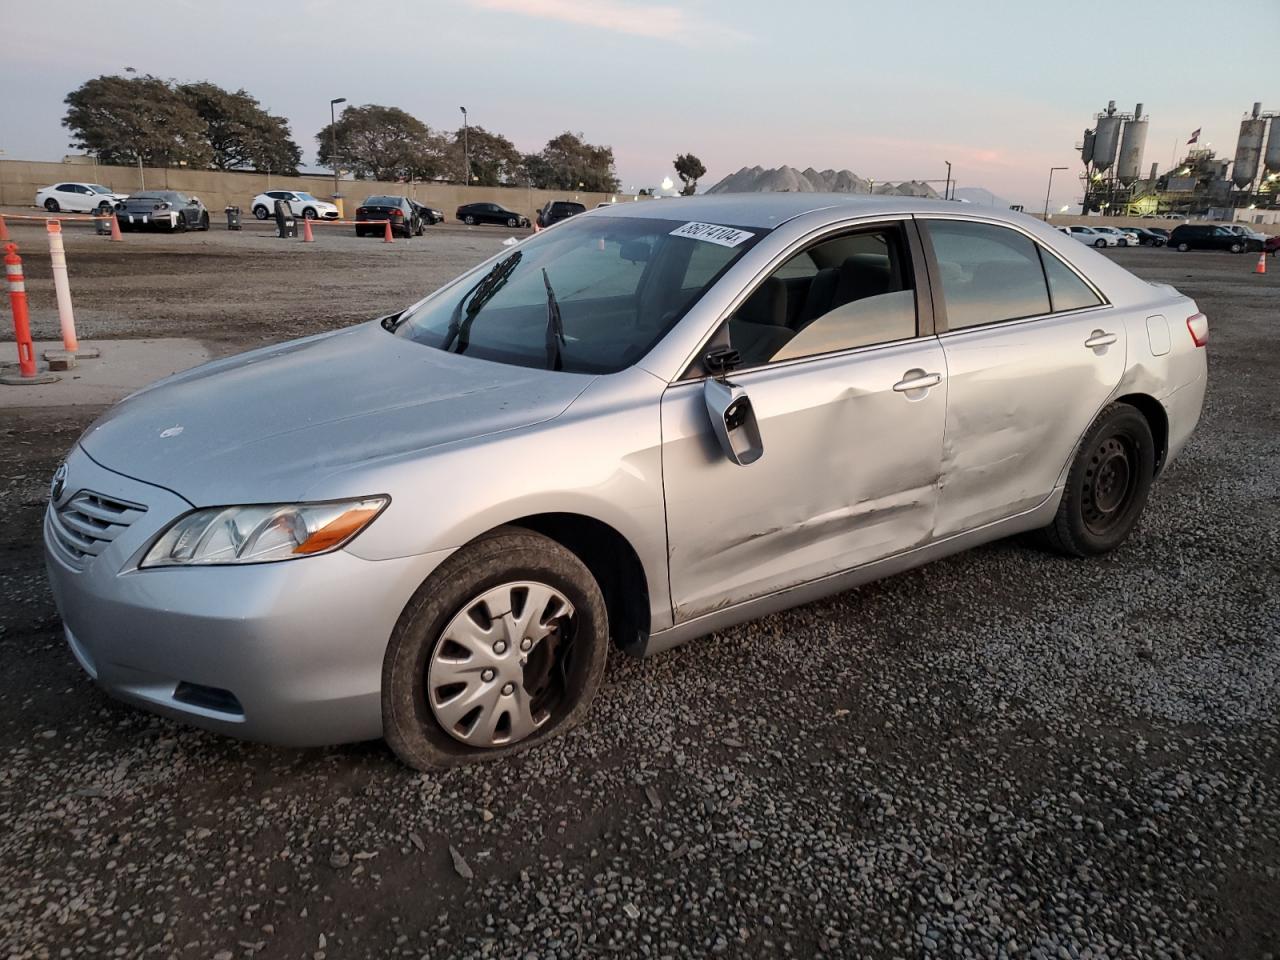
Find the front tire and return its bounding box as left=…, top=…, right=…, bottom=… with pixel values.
left=302, top=207, right=317, bottom=220
left=199, top=212, right=210, bottom=231
left=1036, top=403, right=1155, bottom=557
left=507, top=217, right=517, bottom=228
left=253, top=205, right=269, bottom=220
left=1094, top=238, right=1106, bottom=248
left=464, top=215, right=476, bottom=225
left=382, top=527, right=609, bottom=770
left=174, top=213, right=187, bottom=233
left=1177, top=242, right=1189, bottom=252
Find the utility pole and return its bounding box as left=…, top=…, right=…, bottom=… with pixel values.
left=460, top=106, right=469, bottom=185
left=1044, top=166, right=1068, bottom=219
left=329, top=97, right=346, bottom=200
left=944, top=160, right=952, bottom=200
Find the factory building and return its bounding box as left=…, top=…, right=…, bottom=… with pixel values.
left=1079, top=101, right=1278, bottom=218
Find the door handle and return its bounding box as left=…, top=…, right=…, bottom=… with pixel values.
left=1084, top=330, right=1117, bottom=349
left=892, top=371, right=942, bottom=392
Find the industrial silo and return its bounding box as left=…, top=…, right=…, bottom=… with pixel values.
left=1232, top=102, right=1265, bottom=189
left=1117, top=103, right=1148, bottom=184
left=1093, top=101, right=1122, bottom=173
left=1265, top=114, right=1280, bottom=175
left=1081, top=129, right=1096, bottom=165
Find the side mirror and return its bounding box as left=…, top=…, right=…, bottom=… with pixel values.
left=703, top=376, right=763, bottom=466
left=189, top=197, right=200, bottom=205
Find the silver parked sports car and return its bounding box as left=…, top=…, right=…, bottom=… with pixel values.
left=44, top=195, right=1207, bottom=769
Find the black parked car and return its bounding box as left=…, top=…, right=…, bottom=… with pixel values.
left=355, top=196, right=422, bottom=238
left=536, top=200, right=586, bottom=228
left=1167, top=224, right=1262, bottom=253
left=456, top=202, right=529, bottom=228
left=114, top=191, right=210, bottom=232
left=409, top=200, right=444, bottom=225
left=1127, top=227, right=1167, bottom=247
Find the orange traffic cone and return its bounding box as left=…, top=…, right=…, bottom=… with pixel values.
left=383, top=219, right=394, bottom=243
left=302, top=217, right=314, bottom=243
left=109, top=214, right=123, bottom=242
left=0, top=214, right=8, bottom=241
left=1255, top=252, right=1267, bottom=275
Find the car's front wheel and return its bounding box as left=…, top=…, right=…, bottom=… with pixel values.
left=1177, top=242, right=1190, bottom=252
left=382, top=527, right=609, bottom=770
left=1036, top=403, right=1155, bottom=557
left=199, top=212, right=210, bottom=231
left=1094, top=238, right=1107, bottom=247
left=253, top=205, right=270, bottom=220
left=174, top=213, right=187, bottom=233
left=507, top=217, right=517, bottom=228
left=464, top=215, right=476, bottom=225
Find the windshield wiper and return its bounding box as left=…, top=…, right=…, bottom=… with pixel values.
left=439, top=251, right=522, bottom=353
left=542, top=268, right=566, bottom=371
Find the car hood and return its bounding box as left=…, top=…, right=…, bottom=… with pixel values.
left=80, top=322, right=594, bottom=506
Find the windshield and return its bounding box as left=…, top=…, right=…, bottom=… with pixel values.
left=294, top=192, right=317, bottom=201
left=392, top=214, right=764, bottom=374
left=88, top=184, right=113, bottom=194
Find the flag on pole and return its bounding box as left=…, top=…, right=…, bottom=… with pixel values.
left=1186, top=128, right=1201, bottom=145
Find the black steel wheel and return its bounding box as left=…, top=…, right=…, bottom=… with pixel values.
left=382, top=526, right=608, bottom=770
left=1036, top=403, right=1155, bottom=557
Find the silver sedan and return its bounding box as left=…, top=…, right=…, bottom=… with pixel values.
left=44, top=195, right=1207, bottom=769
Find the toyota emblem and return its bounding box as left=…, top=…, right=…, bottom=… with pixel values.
left=50, top=463, right=67, bottom=503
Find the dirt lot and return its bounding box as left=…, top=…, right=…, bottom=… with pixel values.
left=0, top=220, right=1277, bottom=960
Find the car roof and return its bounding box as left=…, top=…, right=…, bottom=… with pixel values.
left=592, top=193, right=1042, bottom=230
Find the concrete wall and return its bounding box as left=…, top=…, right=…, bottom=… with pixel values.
left=0, top=159, right=640, bottom=221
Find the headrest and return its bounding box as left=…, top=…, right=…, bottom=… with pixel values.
left=736, top=277, right=788, bottom=327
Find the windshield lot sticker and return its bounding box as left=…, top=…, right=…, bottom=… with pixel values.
left=669, top=222, right=754, bottom=247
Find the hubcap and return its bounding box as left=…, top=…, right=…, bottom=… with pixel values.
left=427, top=581, right=575, bottom=748
left=1081, top=435, right=1136, bottom=534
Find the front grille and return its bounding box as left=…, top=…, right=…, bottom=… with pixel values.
left=48, top=490, right=147, bottom=568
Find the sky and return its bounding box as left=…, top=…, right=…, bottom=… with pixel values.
left=1, top=0, right=1276, bottom=211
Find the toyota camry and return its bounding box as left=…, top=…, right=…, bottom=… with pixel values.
left=44, top=195, right=1207, bottom=770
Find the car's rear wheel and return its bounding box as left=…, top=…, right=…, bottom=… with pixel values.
left=1036, top=403, right=1155, bottom=557
left=464, top=215, right=476, bottom=225
left=382, top=527, right=608, bottom=770
left=1177, top=242, right=1189, bottom=251
left=44, top=198, right=60, bottom=212
left=253, top=205, right=269, bottom=220
left=1094, top=238, right=1106, bottom=247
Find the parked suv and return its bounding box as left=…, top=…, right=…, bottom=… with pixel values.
left=537, top=200, right=587, bottom=228
left=1168, top=224, right=1262, bottom=253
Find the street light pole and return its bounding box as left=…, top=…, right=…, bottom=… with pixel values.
left=329, top=97, right=346, bottom=200
left=1044, top=166, right=1068, bottom=219
left=460, top=106, right=469, bottom=185
left=944, top=161, right=952, bottom=200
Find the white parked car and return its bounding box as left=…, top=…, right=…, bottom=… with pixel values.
left=251, top=190, right=339, bottom=220
left=1064, top=225, right=1120, bottom=248
left=1091, top=226, right=1139, bottom=247
left=35, top=182, right=128, bottom=214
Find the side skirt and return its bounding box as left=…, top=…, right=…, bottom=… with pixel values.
left=636, top=488, right=1062, bottom=658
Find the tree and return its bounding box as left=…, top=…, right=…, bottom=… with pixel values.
left=179, top=82, right=301, bottom=174
left=450, top=125, right=524, bottom=186
left=316, top=104, right=448, bottom=181
left=674, top=153, right=706, bottom=196
left=525, top=132, right=620, bottom=192
left=63, top=74, right=212, bottom=168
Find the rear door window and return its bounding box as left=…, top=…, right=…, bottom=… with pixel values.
left=925, top=220, right=1051, bottom=330
left=1039, top=247, right=1102, bottom=312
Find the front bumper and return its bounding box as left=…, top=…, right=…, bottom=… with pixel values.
left=43, top=446, right=450, bottom=747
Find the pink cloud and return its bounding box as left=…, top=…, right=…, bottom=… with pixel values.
left=466, top=0, right=749, bottom=44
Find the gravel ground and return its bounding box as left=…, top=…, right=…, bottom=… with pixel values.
left=0, top=232, right=1277, bottom=960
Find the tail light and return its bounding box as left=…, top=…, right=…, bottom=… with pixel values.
left=389, top=209, right=403, bottom=218
left=1186, top=313, right=1208, bottom=347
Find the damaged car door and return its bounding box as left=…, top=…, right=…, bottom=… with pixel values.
left=660, top=220, right=946, bottom=622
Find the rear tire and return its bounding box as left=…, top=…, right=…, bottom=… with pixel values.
left=1177, top=242, right=1189, bottom=252
left=1229, top=242, right=1243, bottom=254
left=45, top=198, right=60, bottom=212
left=1094, top=238, right=1106, bottom=248
left=1036, top=403, right=1155, bottom=557
left=382, top=527, right=609, bottom=771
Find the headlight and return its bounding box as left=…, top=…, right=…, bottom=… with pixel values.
left=140, top=497, right=388, bottom=568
